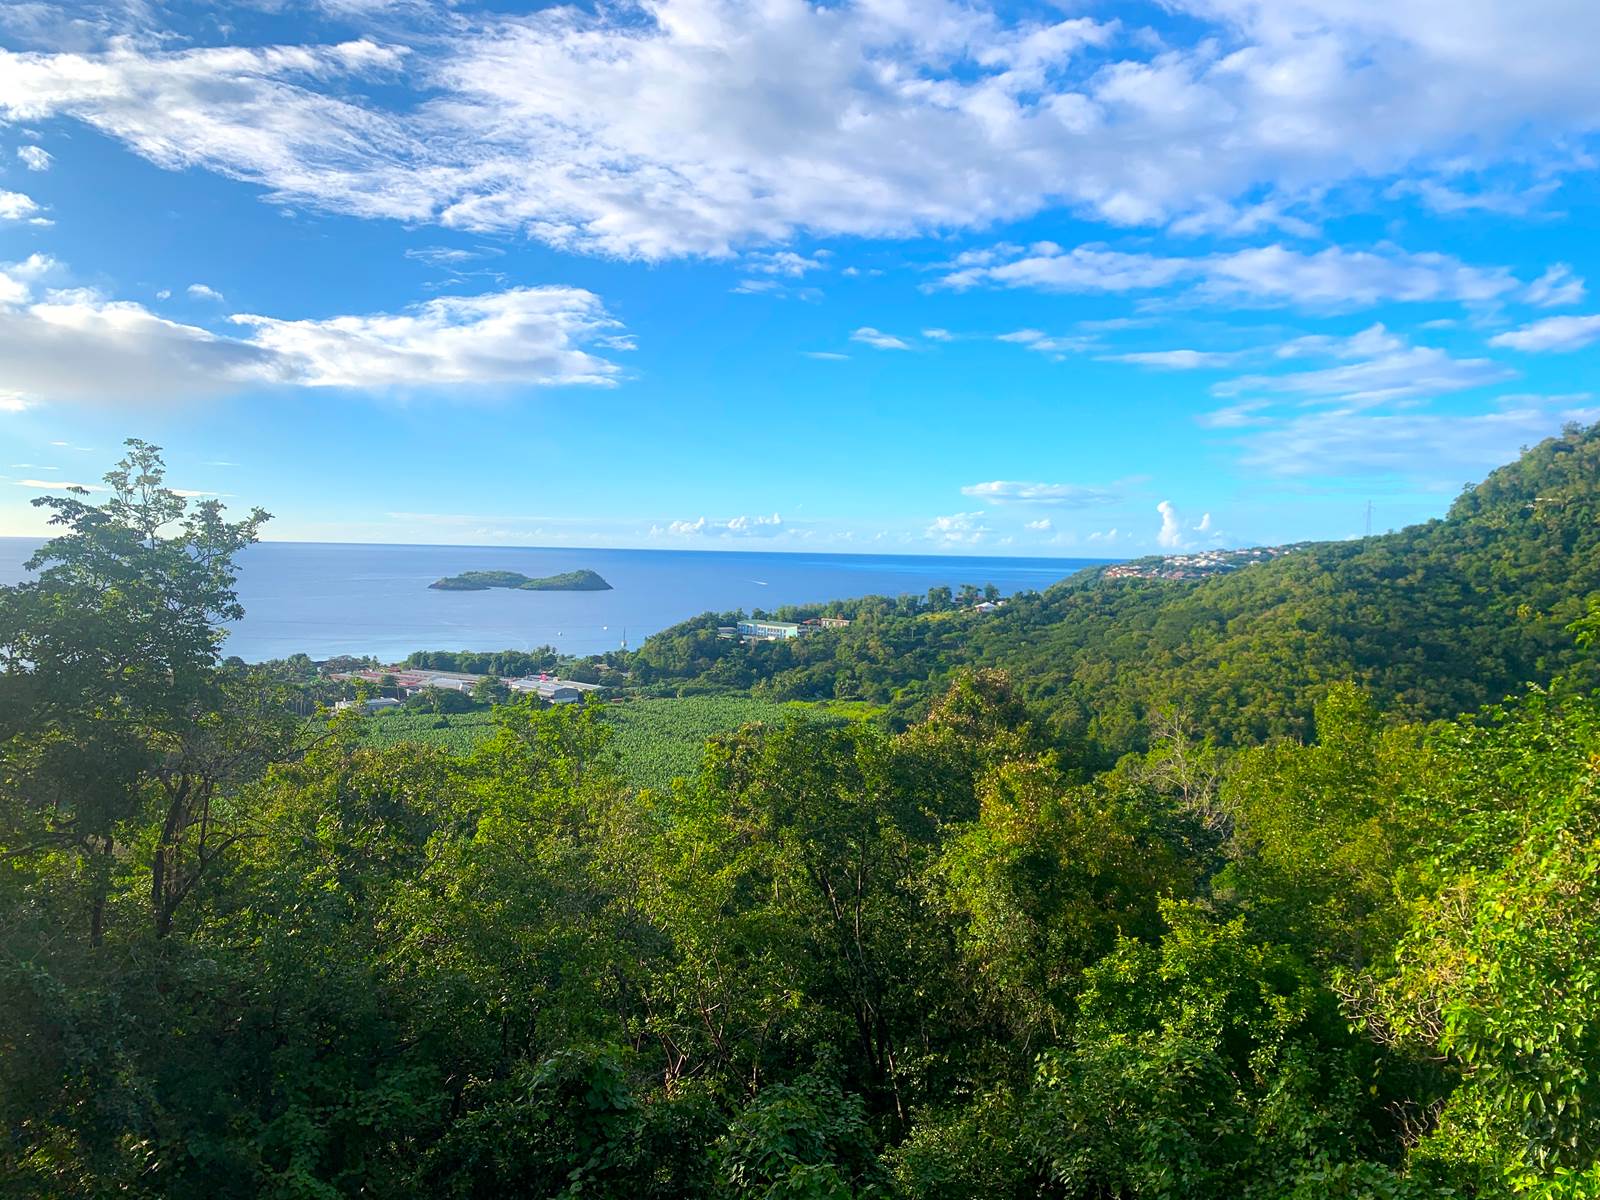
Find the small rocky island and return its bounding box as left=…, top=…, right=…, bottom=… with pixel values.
left=430, top=568, right=613, bottom=592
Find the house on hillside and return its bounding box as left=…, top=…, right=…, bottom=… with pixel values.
left=508, top=677, right=585, bottom=704
left=333, top=697, right=402, bottom=715
left=737, top=619, right=801, bottom=640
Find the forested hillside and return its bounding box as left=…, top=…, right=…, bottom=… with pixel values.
left=4, top=439, right=1600, bottom=1198
left=630, top=425, right=1600, bottom=761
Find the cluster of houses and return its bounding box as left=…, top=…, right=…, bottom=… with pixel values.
left=718, top=615, right=852, bottom=643
left=1102, top=546, right=1293, bottom=582
left=330, top=666, right=604, bottom=710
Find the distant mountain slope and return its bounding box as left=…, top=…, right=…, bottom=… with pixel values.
left=630, top=425, right=1600, bottom=760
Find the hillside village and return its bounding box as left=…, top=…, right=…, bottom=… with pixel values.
left=1101, top=545, right=1297, bottom=582
left=330, top=666, right=605, bottom=708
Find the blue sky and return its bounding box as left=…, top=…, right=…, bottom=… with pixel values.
left=2, top=0, right=1599, bottom=555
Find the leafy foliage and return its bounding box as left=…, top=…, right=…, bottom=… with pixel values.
left=6, top=435, right=1600, bottom=1197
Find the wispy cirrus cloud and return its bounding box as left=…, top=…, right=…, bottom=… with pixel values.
left=1523, top=264, right=1585, bottom=308
left=961, top=479, right=1123, bottom=506
left=1231, top=396, right=1600, bottom=479
left=940, top=243, right=1529, bottom=310
left=12, top=477, right=105, bottom=490
left=1489, top=313, right=1600, bottom=353
left=850, top=326, right=913, bottom=351
left=1192, top=323, right=1566, bottom=483
left=994, top=328, right=1097, bottom=359
left=1103, top=349, right=1239, bottom=369
left=1213, top=325, right=1512, bottom=408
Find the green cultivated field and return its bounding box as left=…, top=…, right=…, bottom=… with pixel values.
left=359, top=695, right=865, bottom=790
left=359, top=709, right=499, bottom=755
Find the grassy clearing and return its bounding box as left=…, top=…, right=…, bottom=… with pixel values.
left=357, top=695, right=880, bottom=791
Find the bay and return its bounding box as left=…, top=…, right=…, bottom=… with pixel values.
left=0, top=538, right=1109, bottom=662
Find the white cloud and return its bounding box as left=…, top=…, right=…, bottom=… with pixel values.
left=0, top=286, right=279, bottom=407
left=961, top=479, right=1121, bottom=506
left=922, top=328, right=954, bottom=341
left=995, top=328, right=1096, bottom=357
left=725, top=512, right=783, bottom=535
left=12, top=1, right=1600, bottom=257
left=925, top=511, right=991, bottom=546
left=946, top=247, right=1192, bottom=294
left=1104, top=349, right=1237, bottom=369
left=1522, top=264, right=1584, bottom=308
left=803, top=351, right=849, bottom=360
left=15, top=144, right=50, bottom=171
left=850, top=326, right=912, bottom=351
left=12, top=477, right=104, bottom=490
left=1215, top=325, right=1512, bottom=408
left=1198, top=400, right=1271, bottom=428
left=405, top=244, right=503, bottom=269
left=1156, top=500, right=1185, bottom=549
left=653, top=512, right=787, bottom=538
left=186, top=283, right=225, bottom=301
left=1489, top=313, right=1600, bottom=353
left=233, top=288, right=626, bottom=389
left=941, top=243, right=1525, bottom=310
left=1234, top=397, right=1600, bottom=478
left=743, top=250, right=829, bottom=277
left=1024, top=517, right=1053, bottom=532
left=0, top=259, right=630, bottom=404
left=1386, top=177, right=1560, bottom=218
left=0, top=40, right=419, bottom=218
left=0, top=189, right=45, bottom=221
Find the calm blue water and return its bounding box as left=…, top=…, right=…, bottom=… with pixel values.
left=0, top=538, right=1108, bottom=661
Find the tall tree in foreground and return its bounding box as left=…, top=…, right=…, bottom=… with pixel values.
left=0, top=439, right=274, bottom=942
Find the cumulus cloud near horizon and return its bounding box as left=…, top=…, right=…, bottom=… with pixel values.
left=651, top=512, right=787, bottom=539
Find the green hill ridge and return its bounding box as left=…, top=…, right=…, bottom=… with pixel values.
left=627, top=424, right=1600, bottom=760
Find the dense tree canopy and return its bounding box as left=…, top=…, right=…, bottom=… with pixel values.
left=4, top=435, right=1600, bottom=1196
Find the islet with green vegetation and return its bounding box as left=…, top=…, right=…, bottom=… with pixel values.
left=430, top=567, right=613, bottom=591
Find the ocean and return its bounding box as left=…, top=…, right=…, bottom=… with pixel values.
left=0, top=538, right=1108, bottom=662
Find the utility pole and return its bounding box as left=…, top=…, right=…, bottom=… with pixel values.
left=1364, top=500, right=1373, bottom=538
